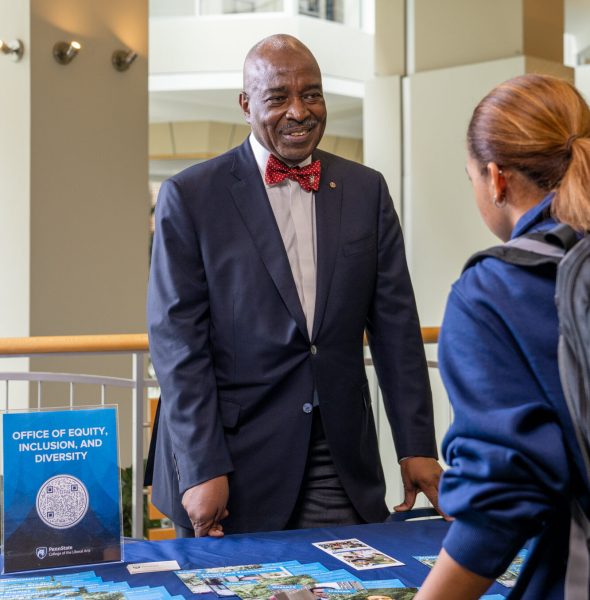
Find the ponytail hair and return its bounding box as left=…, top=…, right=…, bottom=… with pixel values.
left=467, top=74, right=590, bottom=231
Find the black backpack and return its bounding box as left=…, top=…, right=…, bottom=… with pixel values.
left=465, top=224, right=590, bottom=599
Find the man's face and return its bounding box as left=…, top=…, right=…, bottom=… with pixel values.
left=240, top=48, right=327, bottom=165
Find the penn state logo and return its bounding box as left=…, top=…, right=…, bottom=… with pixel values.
left=36, top=547, right=48, bottom=560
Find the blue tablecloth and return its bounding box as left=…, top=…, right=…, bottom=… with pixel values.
left=1, top=519, right=511, bottom=597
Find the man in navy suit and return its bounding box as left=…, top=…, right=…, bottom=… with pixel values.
left=146, top=34, right=442, bottom=537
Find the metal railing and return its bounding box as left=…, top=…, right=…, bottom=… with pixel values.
left=0, top=328, right=439, bottom=539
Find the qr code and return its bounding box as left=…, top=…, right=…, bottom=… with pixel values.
left=36, top=475, right=89, bottom=529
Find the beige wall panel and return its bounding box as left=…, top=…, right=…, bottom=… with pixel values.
left=318, top=135, right=337, bottom=154
left=209, top=122, right=234, bottom=155
left=172, top=121, right=209, bottom=154
left=374, top=0, right=405, bottom=76
left=149, top=122, right=174, bottom=155
left=524, top=56, right=574, bottom=81
left=411, top=0, right=523, bottom=72
left=354, top=142, right=363, bottom=165
left=523, top=0, right=564, bottom=64
left=30, top=0, right=149, bottom=337
left=334, top=137, right=360, bottom=162
left=230, top=124, right=251, bottom=148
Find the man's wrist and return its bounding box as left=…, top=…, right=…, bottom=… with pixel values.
left=398, top=456, right=416, bottom=463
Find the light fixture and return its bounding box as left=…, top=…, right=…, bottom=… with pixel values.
left=112, top=49, right=137, bottom=72
left=53, top=40, right=81, bottom=65
left=0, top=39, right=24, bottom=62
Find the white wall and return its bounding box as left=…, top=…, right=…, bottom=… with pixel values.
left=576, top=64, right=590, bottom=99
left=0, top=1, right=31, bottom=341
left=363, top=76, right=402, bottom=216
left=0, top=0, right=32, bottom=406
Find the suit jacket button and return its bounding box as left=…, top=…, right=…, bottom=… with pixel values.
left=310, top=344, right=318, bottom=355
left=302, top=403, right=313, bottom=414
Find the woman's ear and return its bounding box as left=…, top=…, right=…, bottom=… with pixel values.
left=487, top=162, right=507, bottom=204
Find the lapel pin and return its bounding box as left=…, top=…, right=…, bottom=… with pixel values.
left=329, top=181, right=337, bottom=189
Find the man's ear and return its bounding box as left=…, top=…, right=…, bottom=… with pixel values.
left=239, top=92, right=251, bottom=123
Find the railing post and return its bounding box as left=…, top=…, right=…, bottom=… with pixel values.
left=131, top=352, right=145, bottom=540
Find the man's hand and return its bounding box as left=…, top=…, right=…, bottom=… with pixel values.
left=393, top=457, right=447, bottom=518
left=182, top=475, right=229, bottom=537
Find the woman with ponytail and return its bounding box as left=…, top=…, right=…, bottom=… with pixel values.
left=415, top=74, right=590, bottom=599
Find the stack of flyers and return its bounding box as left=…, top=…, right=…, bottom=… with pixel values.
left=312, top=539, right=404, bottom=570
left=176, top=561, right=415, bottom=599
left=176, top=555, right=514, bottom=600
left=0, top=570, right=185, bottom=599
left=414, top=548, right=528, bottom=589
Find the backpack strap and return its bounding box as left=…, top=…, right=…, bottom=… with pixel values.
left=565, top=499, right=590, bottom=600
left=545, top=223, right=580, bottom=251
left=462, top=224, right=576, bottom=274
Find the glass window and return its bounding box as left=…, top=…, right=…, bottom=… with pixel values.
left=299, top=0, right=344, bottom=24
left=199, top=0, right=284, bottom=14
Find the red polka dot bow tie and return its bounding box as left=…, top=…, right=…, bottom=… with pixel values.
left=264, top=154, right=321, bottom=192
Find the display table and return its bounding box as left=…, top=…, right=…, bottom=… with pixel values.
left=0, top=518, right=510, bottom=597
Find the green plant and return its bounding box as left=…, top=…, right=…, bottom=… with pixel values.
left=120, top=462, right=160, bottom=538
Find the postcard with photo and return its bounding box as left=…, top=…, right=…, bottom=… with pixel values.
left=496, top=549, right=528, bottom=588
left=325, top=550, right=404, bottom=571
left=177, top=563, right=294, bottom=595
left=313, top=539, right=371, bottom=553
left=413, top=555, right=437, bottom=569
left=313, top=540, right=403, bottom=571
left=224, top=574, right=317, bottom=600
left=415, top=548, right=528, bottom=588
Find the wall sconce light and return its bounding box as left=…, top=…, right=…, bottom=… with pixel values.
left=53, top=40, right=81, bottom=65
left=112, top=49, right=138, bottom=72
left=0, top=39, right=24, bottom=62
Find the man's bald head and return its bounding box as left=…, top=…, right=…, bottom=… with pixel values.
left=243, top=34, right=320, bottom=94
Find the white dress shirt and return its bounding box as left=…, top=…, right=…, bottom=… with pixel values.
left=249, top=134, right=317, bottom=339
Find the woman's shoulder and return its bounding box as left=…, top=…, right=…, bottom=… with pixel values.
left=449, top=252, right=557, bottom=331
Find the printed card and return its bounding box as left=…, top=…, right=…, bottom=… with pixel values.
left=313, top=539, right=404, bottom=570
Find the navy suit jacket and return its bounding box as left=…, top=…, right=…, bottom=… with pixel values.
left=146, top=139, right=437, bottom=533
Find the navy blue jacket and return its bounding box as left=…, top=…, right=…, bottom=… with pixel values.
left=439, top=195, right=589, bottom=598
left=146, top=140, right=436, bottom=533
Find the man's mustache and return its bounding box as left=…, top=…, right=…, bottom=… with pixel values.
left=279, top=120, right=318, bottom=133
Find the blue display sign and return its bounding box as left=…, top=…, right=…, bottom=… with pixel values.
left=2, top=407, right=122, bottom=573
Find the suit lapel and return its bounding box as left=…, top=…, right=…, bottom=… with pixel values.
left=312, top=152, right=342, bottom=341
left=229, top=141, right=309, bottom=341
